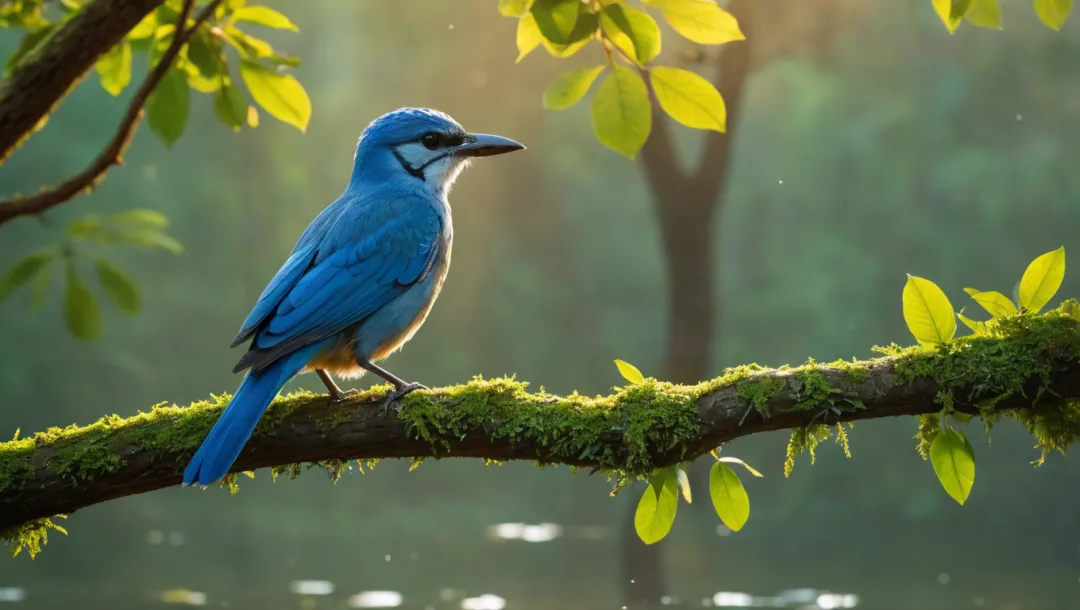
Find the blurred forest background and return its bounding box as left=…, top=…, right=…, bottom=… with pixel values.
left=2, top=0, right=1080, bottom=609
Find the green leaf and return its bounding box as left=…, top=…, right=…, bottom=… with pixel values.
left=1034, top=0, right=1073, bottom=30
left=499, top=0, right=533, bottom=17
left=615, top=359, right=645, bottom=384
left=957, top=312, right=986, bottom=336
left=649, top=66, right=726, bottom=132
left=600, top=3, right=661, bottom=64
left=530, top=0, right=582, bottom=45
left=539, top=10, right=598, bottom=57
left=110, top=209, right=169, bottom=229
left=116, top=229, right=184, bottom=254
left=718, top=456, right=764, bottom=478
left=950, top=0, right=975, bottom=20
left=591, top=65, right=651, bottom=159
left=64, top=263, right=101, bottom=340
left=963, top=289, right=1017, bottom=318
left=0, top=252, right=54, bottom=303
left=1018, top=246, right=1065, bottom=313
left=231, top=5, right=298, bottom=31
left=634, top=468, right=679, bottom=544
left=30, top=258, right=54, bottom=310
left=929, top=427, right=975, bottom=505
left=95, top=41, right=132, bottom=96
left=147, top=67, right=190, bottom=147
left=932, top=0, right=963, bottom=32
left=240, top=60, right=311, bottom=132
left=544, top=65, right=605, bottom=110
left=65, top=215, right=103, bottom=237
left=709, top=462, right=750, bottom=531
left=186, top=28, right=225, bottom=80
left=966, top=0, right=1003, bottom=29
left=516, top=14, right=543, bottom=62
left=902, top=275, right=956, bottom=347
left=214, top=80, right=249, bottom=130
left=649, top=0, right=744, bottom=45
left=93, top=258, right=140, bottom=315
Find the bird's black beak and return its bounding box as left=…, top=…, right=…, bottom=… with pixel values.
left=456, top=133, right=525, bottom=158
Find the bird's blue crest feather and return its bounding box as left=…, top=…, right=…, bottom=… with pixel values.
left=356, top=107, right=465, bottom=151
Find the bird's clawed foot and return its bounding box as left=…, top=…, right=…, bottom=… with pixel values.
left=329, top=388, right=360, bottom=405
left=382, top=382, right=429, bottom=416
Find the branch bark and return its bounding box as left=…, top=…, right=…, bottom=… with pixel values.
left=0, top=0, right=164, bottom=164
left=0, top=0, right=224, bottom=228
left=3, top=320, right=1080, bottom=531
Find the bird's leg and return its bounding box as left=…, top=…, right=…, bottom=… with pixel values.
left=358, top=358, right=428, bottom=415
left=316, top=369, right=358, bottom=404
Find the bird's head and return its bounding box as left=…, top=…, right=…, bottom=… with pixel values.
left=351, top=107, right=524, bottom=196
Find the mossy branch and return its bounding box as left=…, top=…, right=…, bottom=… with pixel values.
left=4, top=309, right=1080, bottom=550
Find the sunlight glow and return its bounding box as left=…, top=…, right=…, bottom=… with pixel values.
left=159, top=589, right=207, bottom=606
left=0, top=588, right=26, bottom=602
left=486, top=522, right=563, bottom=542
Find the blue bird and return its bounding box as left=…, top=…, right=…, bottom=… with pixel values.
left=183, top=108, right=524, bottom=487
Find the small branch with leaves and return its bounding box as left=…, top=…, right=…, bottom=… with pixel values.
left=0, top=0, right=310, bottom=228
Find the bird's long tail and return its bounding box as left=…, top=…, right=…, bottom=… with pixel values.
left=183, top=347, right=316, bottom=487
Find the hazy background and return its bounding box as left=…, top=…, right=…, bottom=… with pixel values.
left=2, top=1, right=1080, bottom=609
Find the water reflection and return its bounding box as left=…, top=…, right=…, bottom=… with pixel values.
left=711, top=589, right=859, bottom=609
left=159, top=589, right=207, bottom=606
left=347, top=590, right=403, bottom=608
left=486, top=522, right=563, bottom=542
left=289, top=580, right=334, bottom=596
left=0, top=588, right=25, bottom=603
left=460, top=593, right=506, bottom=610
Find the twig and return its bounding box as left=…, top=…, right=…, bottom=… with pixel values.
left=0, top=0, right=224, bottom=228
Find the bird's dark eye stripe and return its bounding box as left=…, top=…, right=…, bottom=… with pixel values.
left=418, top=132, right=468, bottom=149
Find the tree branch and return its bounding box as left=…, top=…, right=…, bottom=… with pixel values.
left=0, top=0, right=226, bottom=228
left=0, top=0, right=164, bottom=164
left=3, top=312, right=1080, bottom=532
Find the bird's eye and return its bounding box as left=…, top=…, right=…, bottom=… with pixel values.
left=420, top=132, right=441, bottom=150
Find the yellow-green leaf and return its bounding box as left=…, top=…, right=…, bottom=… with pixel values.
left=951, top=0, right=975, bottom=20
left=147, top=67, right=190, bottom=147
left=600, top=3, right=661, bottom=64
left=499, top=0, right=533, bottom=17
left=653, top=0, right=744, bottom=45
left=615, top=359, right=645, bottom=384
left=718, top=456, right=764, bottom=478
left=0, top=252, right=54, bottom=303
left=1019, top=247, right=1065, bottom=313
left=95, top=41, right=132, bottom=96
left=957, top=312, right=986, bottom=336
left=634, top=469, right=679, bottom=544
left=929, top=427, right=975, bottom=505
left=239, top=61, right=311, bottom=132
left=516, top=13, right=543, bottom=62
left=543, top=65, right=605, bottom=110
left=932, top=0, right=963, bottom=32
left=709, top=462, right=749, bottom=531
left=530, top=0, right=582, bottom=45
left=64, top=263, right=101, bottom=340
left=591, top=65, right=651, bottom=159
left=649, top=66, right=725, bottom=132
left=129, top=11, right=159, bottom=39
left=540, top=11, right=597, bottom=57
left=963, top=289, right=1017, bottom=318
left=1034, top=0, right=1073, bottom=30
left=902, top=275, right=956, bottom=347
left=966, top=0, right=1003, bottom=29
left=231, top=5, right=298, bottom=31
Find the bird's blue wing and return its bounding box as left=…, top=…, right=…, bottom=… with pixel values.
left=233, top=205, right=441, bottom=374
left=230, top=244, right=319, bottom=347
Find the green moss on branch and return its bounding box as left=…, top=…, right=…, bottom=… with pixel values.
left=3, top=305, right=1080, bottom=556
